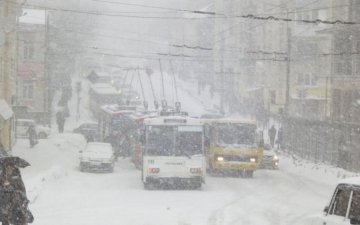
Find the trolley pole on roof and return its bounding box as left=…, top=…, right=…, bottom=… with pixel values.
left=146, top=68, right=159, bottom=110
left=121, top=69, right=130, bottom=89
left=137, top=66, right=148, bottom=110
left=158, top=59, right=167, bottom=110
left=169, top=60, right=181, bottom=112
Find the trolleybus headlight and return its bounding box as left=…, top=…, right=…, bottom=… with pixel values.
left=148, top=168, right=160, bottom=174
left=250, top=158, right=256, bottom=163
left=217, top=156, right=224, bottom=161
left=273, top=155, right=279, bottom=161
left=190, top=168, right=202, bottom=174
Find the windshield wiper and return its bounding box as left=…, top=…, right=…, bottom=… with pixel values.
left=183, top=152, right=192, bottom=159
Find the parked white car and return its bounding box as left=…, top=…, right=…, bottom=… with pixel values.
left=298, top=177, right=360, bottom=225
left=320, top=177, right=360, bottom=225
left=79, top=142, right=115, bottom=172
left=16, top=119, right=51, bottom=139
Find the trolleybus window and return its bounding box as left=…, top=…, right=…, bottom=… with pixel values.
left=218, top=124, right=256, bottom=146
left=146, top=126, right=175, bottom=156
left=175, top=126, right=203, bottom=157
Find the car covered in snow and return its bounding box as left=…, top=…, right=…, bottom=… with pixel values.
left=16, top=119, right=51, bottom=139
left=73, top=122, right=100, bottom=141
left=320, top=177, right=360, bottom=225
left=259, top=144, right=279, bottom=169
left=79, top=142, right=115, bottom=172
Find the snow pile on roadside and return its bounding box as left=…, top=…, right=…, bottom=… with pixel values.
left=280, top=153, right=360, bottom=187
left=27, top=166, right=68, bottom=204
left=11, top=133, right=87, bottom=203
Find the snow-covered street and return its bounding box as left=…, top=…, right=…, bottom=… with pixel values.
left=7, top=74, right=357, bottom=225
left=11, top=132, right=357, bottom=225
left=2, top=0, right=360, bottom=225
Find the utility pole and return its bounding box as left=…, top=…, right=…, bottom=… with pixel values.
left=219, top=32, right=225, bottom=115
left=285, top=10, right=291, bottom=115
left=45, top=9, right=51, bottom=126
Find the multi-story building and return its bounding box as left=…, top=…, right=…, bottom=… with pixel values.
left=213, top=0, right=290, bottom=118
left=16, top=9, right=48, bottom=124
left=0, top=0, right=18, bottom=151
left=289, top=0, right=332, bottom=120
left=327, top=0, right=360, bottom=123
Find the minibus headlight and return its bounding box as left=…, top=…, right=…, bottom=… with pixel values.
left=217, top=156, right=224, bottom=161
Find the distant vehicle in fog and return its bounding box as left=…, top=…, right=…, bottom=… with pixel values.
left=73, top=122, right=100, bottom=141
left=259, top=144, right=279, bottom=170
left=89, top=83, right=123, bottom=117
left=16, top=119, right=51, bottom=139
left=79, top=142, right=115, bottom=172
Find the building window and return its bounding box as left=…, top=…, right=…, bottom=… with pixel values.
left=23, top=80, right=34, bottom=99
left=270, top=90, right=276, bottom=104
left=297, top=73, right=317, bottom=86
left=24, top=41, right=34, bottom=59
left=312, top=10, right=319, bottom=20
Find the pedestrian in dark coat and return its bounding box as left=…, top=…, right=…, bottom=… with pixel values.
left=26, top=125, right=37, bottom=148
left=268, top=125, right=277, bottom=148
left=0, top=142, right=8, bottom=157
left=0, top=162, right=29, bottom=225
left=277, top=127, right=283, bottom=150
left=56, top=110, right=66, bottom=133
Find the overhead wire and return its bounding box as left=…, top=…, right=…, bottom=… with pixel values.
left=14, top=1, right=358, bottom=24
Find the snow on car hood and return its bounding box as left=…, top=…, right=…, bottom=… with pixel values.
left=263, top=150, right=276, bottom=157
left=82, top=150, right=113, bottom=160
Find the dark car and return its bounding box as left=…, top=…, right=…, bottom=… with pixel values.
left=259, top=144, right=279, bottom=169
left=73, top=122, right=100, bottom=141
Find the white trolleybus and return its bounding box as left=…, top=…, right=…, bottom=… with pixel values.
left=142, top=116, right=205, bottom=189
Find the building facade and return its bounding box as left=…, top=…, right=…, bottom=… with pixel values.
left=16, top=9, right=48, bottom=124
left=0, top=0, right=18, bottom=151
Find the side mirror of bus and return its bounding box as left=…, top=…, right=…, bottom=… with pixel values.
left=323, top=206, right=329, bottom=215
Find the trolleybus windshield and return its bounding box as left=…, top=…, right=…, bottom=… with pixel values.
left=146, top=125, right=203, bottom=157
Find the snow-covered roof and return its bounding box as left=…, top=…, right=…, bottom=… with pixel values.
left=90, top=84, right=121, bottom=95
left=100, top=104, right=140, bottom=117
left=291, top=95, right=326, bottom=101
left=19, top=9, right=46, bottom=25
left=0, top=99, right=14, bottom=120
left=203, top=118, right=257, bottom=125
left=144, top=116, right=203, bottom=126
left=338, top=177, right=360, bottom=187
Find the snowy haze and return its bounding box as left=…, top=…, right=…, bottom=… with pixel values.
left=6, top=0, right=360, bottom=225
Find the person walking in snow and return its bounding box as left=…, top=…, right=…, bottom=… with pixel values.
left=56, top=110, right=66, bottom=133
left=268, top=125, right=277, bottom=148
left=277, top=127, right=283, bottom=150
left=26, top=125, right=38, bottom=148
left=0, top=142, right=8, bottom=157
